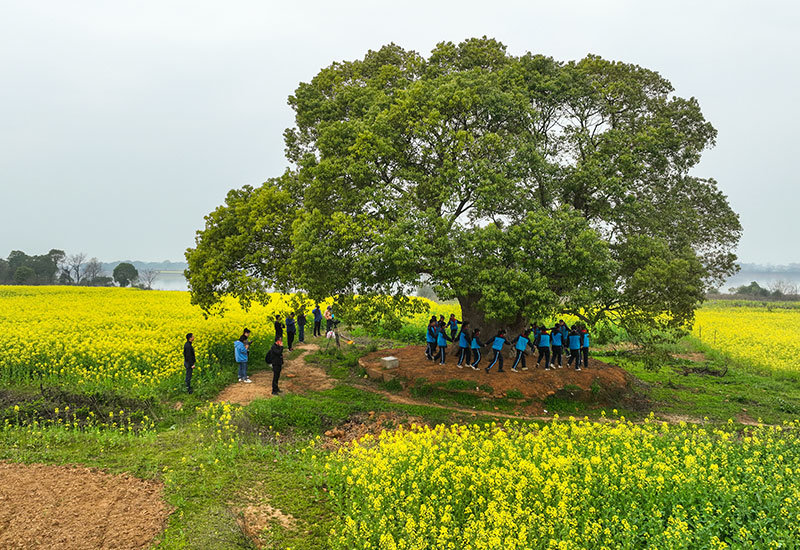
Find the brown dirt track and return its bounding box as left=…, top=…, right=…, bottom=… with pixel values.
left=359, top=345, right=632, bottom=414
left=0, top=462, right=169, bottom=550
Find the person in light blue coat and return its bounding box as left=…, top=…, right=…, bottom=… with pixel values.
left=434, top=323, right=452, bottom=365
left=456, top=322, right=471, bottom=368
left=234, top=329, right=252, bottom=382
left=485, top=330, right=511, bottom=373
left=567, top=325, right=582, bottom=371
left=510, top=329, right=533, bottom=372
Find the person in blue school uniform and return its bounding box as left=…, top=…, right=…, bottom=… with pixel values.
left=425, top=316, right=438, bottom=361
left=567, top=325, right=582, bottom=371
left=510, top=329, right=533, bottom=372
left=534, top=326, right=552, bottom=370
left=456, top=321, right=472, bottom=368
left=550, top=324, right=564, bottom=369
left=485, top=330, right=511, bottom=373
left=580, top=328, right=591, bottom=369
left=447, top=314, right=462, bottom=342
left=469, top=329, right=486, bottom=370
left=434, top=322, right=452, bottom=365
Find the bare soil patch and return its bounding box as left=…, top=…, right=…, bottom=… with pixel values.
left=321, top=411, right=426, bottom=450
left=232, top=482, right=298, bottom=548
left=0, top=462, right=169, bottom=550
left=215, top=343, right=332, bottom=405
left=360, top=345, right=633, bottom=414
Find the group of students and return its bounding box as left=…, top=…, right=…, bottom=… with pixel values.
left=272, top=305, right=337, bottom=350
left=425, top=315, right=591, bottom=373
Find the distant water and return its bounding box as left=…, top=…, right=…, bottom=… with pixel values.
left=151, top=272, right=188, bottom=291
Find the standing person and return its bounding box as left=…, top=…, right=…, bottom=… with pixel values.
left=567, top=325, right=582, bottom=370
left=434, top=323, right=452, bottom=365
left=324, top=306, right=334, bottom=333
left=456, top=321, right=471, bottom=368
left=550, top=325, right=564, bottom=369
left=581, top=328, right=590, bottom=369
left=470, top=329, right=486, bottom=370
left=425, top=317, right=438, bottom=361
left=511, top=329, right=532, bottom=373
left=485, top=330, right=511, bottom=373
left=286, top=313, right=296, bottom=351
left=447, top=314, right=461, bottom=342
left=268, top=338, right=284, bottom=395
left=312, top=305, right=323, bottom=337
left=297, top=311, right=307, bottom=343
left=274, top=316, right=284, bottom=342
left=534, top=326, right=552, bottom=370
left=558, top=320, right=570, bottom=360
left=183, top=333, right=195, bottom=394
left=235, top=331, right=252, bottom=383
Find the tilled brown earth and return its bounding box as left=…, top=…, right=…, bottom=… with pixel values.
left=0, top=462, right=169, bottom=550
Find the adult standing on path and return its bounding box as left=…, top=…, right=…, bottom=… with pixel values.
left=183, top=333, right=195, bottom=394
left=268, top=338, right=284, bottom=395
left=286, top=313, right=296, bottom=351
left=274, top=316, right=284, bottom=342
left=324, top=305, right=334, bottom=333
left=235, top=330, right=252, bottom=383
left=312, top=305, right=322, bottom=337
left=297, top=311, right=307, bottom=343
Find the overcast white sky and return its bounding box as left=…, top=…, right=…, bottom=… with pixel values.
left=0, top=0, right=797, bottom=264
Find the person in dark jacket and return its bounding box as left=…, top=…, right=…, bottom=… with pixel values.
left=286, top=313, right=296, bottom=351
left=274, top=316, right=284, bottom=342
left=470, top=329, right=486, bottom=370
left=567, top=326, right=582, bottom=370
left=534, top=327, right=552, bottom=370
left=486, top=330, right=511, bottom=373
left=312, top=305, right=322, bottom=337
left=511, top=329, right=532, bottom=372
left=297, top=311, right=307, bottom=343
left=268, top=338, right=284, bottom=395
left=183, top=333, right=195, bottom=393
left=456, top=321, right=471, bottom=368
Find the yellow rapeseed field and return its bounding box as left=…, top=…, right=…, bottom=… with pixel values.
left=0, top=286, right=308, bottom=396
left=694, top=302, right=800, bottom=372
left=320, top=417, right=800, bottom=549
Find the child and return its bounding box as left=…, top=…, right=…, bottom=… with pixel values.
left=550, top=324, right=564, bottom=369
left=456, top=321, right=471, bottom=368
left=535, top=326, right=552, bottom=370
left=485, top=330, right=511, bottom=373
left=267, top=338, right=284, bottom=395
left=434, top=323, right=452, bottom=365
left=470, top=329, right=486, bottom=370
left=448, top=314, right=461, bottom=342
left=425, top=317, right=438, bottom=361
left=581, top=328, right=590, bottom=369
left=567, top=325, right=582, bottom=371
left=511, top=329, right=532, bottom=372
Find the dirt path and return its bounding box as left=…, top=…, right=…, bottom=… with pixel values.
left=215, top=342, right=334, bottom=405
left=0, top=462, right=169, bottom=550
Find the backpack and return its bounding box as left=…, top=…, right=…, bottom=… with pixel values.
left=265, top=349, right=273, bottom=365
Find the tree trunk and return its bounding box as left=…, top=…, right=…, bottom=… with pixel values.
left=457, top=294, right=529, bottom=339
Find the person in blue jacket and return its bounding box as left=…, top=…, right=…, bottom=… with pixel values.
left=550, top=324, right=564, bottom=369
left=455, top=321, right=471, bottom=368
left=469, top=329, right=486, bottom=370
left=567, top=325, right=582, bottom=370
left=434, top=323, right=452, bottom=365
left=534, top=326, right=552, bottom=370
left=312, top=305, right=323, bottom=337
left=511, top=329, right=533, bottom=372
left=447, top=314, right=461, bottom=342
left=425, top=317, right=438, bottom=361
left=581, top=328, right=590, bottom=369
left=286, top=313, right=297, bottom=351
left=485, top=330, right=511, bottom=373
left=234, top=331, right=252, bottom=383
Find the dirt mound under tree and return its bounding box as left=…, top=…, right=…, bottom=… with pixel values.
left=359, top=345, right=633, bottom=414
left=0, top=462, right=169, bottom=550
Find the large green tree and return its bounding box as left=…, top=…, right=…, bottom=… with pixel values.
left=187, top=38, right=740, bottom=333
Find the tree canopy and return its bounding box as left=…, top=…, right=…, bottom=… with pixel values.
left=113, top=262, right=139, bottom=287
left=186, top=37, right=741, bottom=333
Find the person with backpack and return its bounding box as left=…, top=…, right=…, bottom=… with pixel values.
left=485, top=330, right=511, bottom=373
left=274, top=316, right=284, bottom=342
left=447, top=314, right=461, bottom=342
left=456, top=321, right=471, bottom=368
left=534, top=326, right=552, bottom=370
left=183, top=333, right=195, bottom=394
left=235, top=330, right=252, bottom=383
left=266, top=338, right=284, bottom=395
left=434, top=323, right=452, bottom=365
left=550, top=324, right=564, bottom=369
left=470, top=329, right=486, bottom=370
left=567, top=325, right=582, bottom=371
left=297, top=311, right=307, bottom=343
left=286, top=313, right=296, bottom=351
left=581, top=328, right=591, bottom=369
left=312, top=305, right=323, bottom=337
left=510, top=329, right=532, bottom=372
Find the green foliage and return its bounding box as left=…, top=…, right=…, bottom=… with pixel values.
left=187, top=37, right=741, bottom=336
left=1, top=249, right=63, bottom=285
left=112, top=262, right=139, bottom=287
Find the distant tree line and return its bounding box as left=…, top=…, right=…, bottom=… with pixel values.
left=706, top=280, right=800, bottom=302
left=0, top=249, right=158, bottom=289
